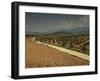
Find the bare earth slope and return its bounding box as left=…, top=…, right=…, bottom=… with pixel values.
left=25, top=37, right=89, bottom=68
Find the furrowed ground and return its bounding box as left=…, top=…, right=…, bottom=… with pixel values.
left=25, top=37, right=89, bottom=68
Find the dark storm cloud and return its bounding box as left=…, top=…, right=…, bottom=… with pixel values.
left=25, top=12, right=89, bottom=34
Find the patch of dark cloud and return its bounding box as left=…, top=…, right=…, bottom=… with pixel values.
left=25, top=12, right=89, bottom=34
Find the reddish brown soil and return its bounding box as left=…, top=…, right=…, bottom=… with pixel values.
left=25, top=37, right=89, bottom=68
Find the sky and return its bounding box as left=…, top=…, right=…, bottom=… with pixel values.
left=25, top=12, right=89, bottom=34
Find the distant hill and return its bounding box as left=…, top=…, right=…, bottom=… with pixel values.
left=44, top=30, right=72, bottom=37
left=26, top=26, right=89, bottom=36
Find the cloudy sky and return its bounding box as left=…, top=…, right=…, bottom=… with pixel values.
left=25, top=12, right=89, bottom=34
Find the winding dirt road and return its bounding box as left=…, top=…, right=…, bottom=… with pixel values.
left=25, top=37, right=89, bottom=68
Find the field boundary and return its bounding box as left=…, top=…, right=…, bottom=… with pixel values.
left=35, top=41, right=89, bottom=61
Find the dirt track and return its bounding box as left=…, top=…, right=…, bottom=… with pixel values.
left=25, top=37, right=89, bottom=68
